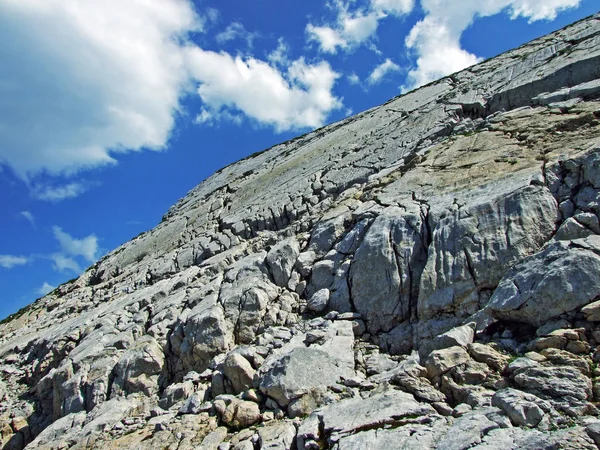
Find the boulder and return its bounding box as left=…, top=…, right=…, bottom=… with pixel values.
left=223, top=353, right=256, bottom=395
left=159, top=381, right=194, bottom=409
left=420, top=323, right=476, bottom=359
left=214, top=396, right=261, bottom=429
left=425, top=346, right=470, bottom=378
left=307, top=288, right=330, bottom=313
left=296, top=389, right=436, bottom=446
left=486, top=236, right=600, bottom=326
left=468, top=343, right=509, bottom=371
left=513, top=366, right=592, bottom=401
left=266, top=238, right=300, bottom=287
left=492, top=388, right=552, bottom=427
left=111, top=336, right=165, bottom=396
left=349, top=205, right=428, bottom=334
left=582, top=300, right=600, bottom=322
left=435, top=409, right=500, bottom=450
left=258, top=422, right=296, bottom=450
left=259, top=346, right=353, bottom=406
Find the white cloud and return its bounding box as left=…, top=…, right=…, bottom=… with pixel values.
left=36, top=281, right=55, bottom=296
left=403, top=0, right=581, bottom=91
left=307, top=3, right=382, bottom=54
left=205, top=7, right=219, bottom=24
left=0, top=0, right=344, bottom=188
left=186, top=50, right=342, bottom=132
left=348, top=73, right=362, bottom=85
left=31, top=182, right=88, bottom=202
left=53, top=226, right=98, bottom=262
left=194, top=108, right=243, bottom=126
left=367, top=58, right=401, bottom=84
left=307, top=0, right=414, bottom=54
left=216, top=22, right=259, bottom=47
left=0, top=0, right=202, bottom=180
left=0, top=255, right=28, bottom=269
left=20, top=211, right=35, bottom=227
left=371, top=0, right=414, bottom=15
left=268, top=38, right=290, bottom=67
left=51, top=253, right=81, bottom=273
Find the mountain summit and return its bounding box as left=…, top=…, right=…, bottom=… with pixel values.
left=2, top=13, right=600, bottom=450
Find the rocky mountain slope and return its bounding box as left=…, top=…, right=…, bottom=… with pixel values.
left=2, top=12, right=600, bottom=450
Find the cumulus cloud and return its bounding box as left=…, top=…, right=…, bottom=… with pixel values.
left=186, top=50, right=342, bottom=131
left=36, top=282, right=56, bottom=296
left=307, top=0, right=413, bottom=54
left=53, top=226, right=98, bottom=262
left=371, top=0, right=415, bottom=15
left=0, top=0, right=201, bottom=179
left=51, top=253, right=81, bottom=274
left=347, top=73, right=362, bottom=85
left=19, top=211, right=35, bottom=227
left=0, top=0, right=343, bottom=189
left=31, top=182, right=89, bottom=202
left=0, top=255, right=29, bottom=269
left=216, top=22, right=259, bottom=47
left=367, top=58, right=401, bottom=84
left=268, top=38, right=291, bottom=67
left=402, top=0, right=581, bottom=91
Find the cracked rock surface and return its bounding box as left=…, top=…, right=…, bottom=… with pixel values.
left=2, top=13, right=600, bottom=450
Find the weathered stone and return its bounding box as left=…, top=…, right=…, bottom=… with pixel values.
left=425, top=346, right=470, bottom=378
left=259, top=346, right=354, bottom=406
left=582, top=300, right=600, bottom=322
left=492, top=388, right=551, bottom=427
left=296, top=389, right=436, bottom=446
left=513, top=365, right=592, bottom=400
left=468, top=343, right=509, bottom=371
left=486, top=236, right=600, bottom=326
left=307, top=288, right=329, bottom=313
left=266, top=238, right=300, bottom=287
left=111, top=335, right=165, bottom=396
left=350, top=205, right=428, bottom=334
left=159, top=381, right=194, bottom=409
left=435, top=410, right=500, bottom=450
left=215, top=397, right=261, bottom=429
left=258, top=422, right=296, bottom=450
left=223, top=353, right=256, bottom=395
left=2, top=15, right=600, bottom=450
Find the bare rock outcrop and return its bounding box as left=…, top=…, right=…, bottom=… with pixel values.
left=2, top=13, right=600, bottom=450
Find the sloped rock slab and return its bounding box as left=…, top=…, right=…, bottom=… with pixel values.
left=297, top=389, right=436, bottom=447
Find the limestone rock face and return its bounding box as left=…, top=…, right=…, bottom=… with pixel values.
left=2, top=13, right=600, bottom=450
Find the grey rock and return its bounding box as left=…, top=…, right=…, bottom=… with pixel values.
left=491, top=388, right=551, bottom=427
left=333, top=417, right=446, bottom=450
left=435, top=410, right=500, bottom=450
left=259, top=346, right=354, bottom=406
left=178, top=393, right=212, bottom=415
left=425, top=346, right=471, bottom=378
left=421, top=323, right=476, bottom=359
left=468, top=343, right=509, bottom=371
left=513, top=365, right=592, bottom=400
left=297, top=389, right=436, bottom=446
left=200, top=427, right=229, bottom=449
left=258, top=421, right=296, bottom=450
left=111, top=335, right=165, bottom=397
left=267, top=238, right=300, bottom=287
left=159, top=381, right=194, bottom=409
left=585, top=421, right=600, bottom=445
left=222, top=353, right=256, bottom=395
left=215, top=396, right=261, bottom=429
left=307, top=288, right=330, bottom=313
left=350, top=205, right=428, bottom=334
left=3, top=15, right=600, bottom=450
left=486, top=236, right=600, bottom=326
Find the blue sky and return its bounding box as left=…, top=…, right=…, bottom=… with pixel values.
left=0, top=0, right=598, bottom=320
